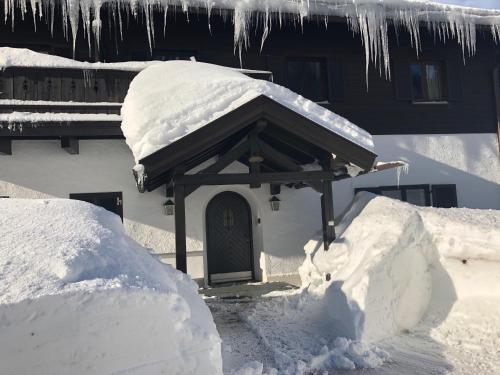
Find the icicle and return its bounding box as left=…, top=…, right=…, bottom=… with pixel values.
left=395, top=162, right=410, bottom=188
left=3, top=0, right=500, bottom=85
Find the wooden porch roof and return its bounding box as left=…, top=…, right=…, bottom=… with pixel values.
left=136, top=95, right=377, bottom=192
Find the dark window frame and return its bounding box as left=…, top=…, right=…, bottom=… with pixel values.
left=355, top=184, right=432, bottom=206
left=355, top=184, right=458, bottom=208
left=286, top=56, right=329, bottom=103
left=69, top=191, right=123, bottom=221
left=410, top=61, right=447, bottom=103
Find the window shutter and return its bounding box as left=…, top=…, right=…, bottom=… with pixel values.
left=431, top=184, right=458, bottom=208
left=327, top=58, right=344, bottom=102
left=394, top=61, right=412, bottom=101
left=445, top=60, right=462, bottom=102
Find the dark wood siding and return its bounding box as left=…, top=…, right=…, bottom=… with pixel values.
left=0, top=10, right=498, bottom=135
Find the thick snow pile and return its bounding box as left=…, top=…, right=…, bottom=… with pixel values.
left=245, top=192, right=500, bottom=373
left=0, top=47, right=160, bottom=71
left=0, top=199, right=222, bottom=375
left=299, top=193, right=500, bottom=343
left=121, top=60, right=374, bottom=162
left=5, top=1, right=500, bottom=78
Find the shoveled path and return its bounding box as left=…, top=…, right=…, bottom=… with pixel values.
left=201, top=282, right=295, bottom=374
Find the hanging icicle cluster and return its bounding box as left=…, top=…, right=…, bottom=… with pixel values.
left=3, top=0, right=500, bottom=79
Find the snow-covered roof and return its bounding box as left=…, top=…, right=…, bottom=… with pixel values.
left=0, top=47, right=160, bottom=71
left=4, top=1, right=500, bottom=78
left=0, top=112, right=121, bottom=123
left=121, top=60, right=374, bottom=163
left=0, top=48, right=272, bottom=77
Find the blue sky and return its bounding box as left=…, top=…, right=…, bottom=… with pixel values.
left=435, top=0, right=500, bottom=9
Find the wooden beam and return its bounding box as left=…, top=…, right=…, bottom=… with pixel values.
left=175, top=171, right=337, bottom=186
left=259, top=138, right=323, bottom=192
left=0, top=138, right=12, bottom=155
left=259, top=138, right=302, bottom=172
left=321, top=179, right=336, bottom=250
left=184, top=139, right=251, bottom=197
left=270, top=184, right=281, bottom=195
left=61, top=137, right=79, bottom=154
left=262, top=126, right=330, bottom=162
left=493, top=66, right=500, bottom=152
left=249, top=128, right=262, bottom=188
left=174, top=183, right=187, bottom=274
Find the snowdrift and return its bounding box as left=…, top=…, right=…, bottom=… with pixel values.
left=121, top=60, right=374, bottom=162
left=0, top=199, right=222, bottom=375
left=246, top=193, right=500, bottom=373
left=300, top=193, right=500, bottom=343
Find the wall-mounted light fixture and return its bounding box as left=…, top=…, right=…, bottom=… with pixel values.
left=163, top=199, right=175, bottom=216
left=269, top=195, right=281, bottom=211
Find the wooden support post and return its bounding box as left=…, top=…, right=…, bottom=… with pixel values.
left=321, top=179, right=336, bottom=250
left=0, top=138, right=12, bottom=155
left=493, top=66, right=500, bottom=152
left=174, top=183, right=187, bottom=273
left=61, top=137, right=79, bottom=154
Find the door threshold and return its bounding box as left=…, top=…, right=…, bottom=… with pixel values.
left=210, top=271, right=253, bottom=284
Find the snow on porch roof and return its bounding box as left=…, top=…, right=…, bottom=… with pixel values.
left=120, top=60, right=375, bottom=164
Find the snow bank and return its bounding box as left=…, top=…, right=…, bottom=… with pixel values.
left=0, top=199, right=222, bottom=375
left=5, top=1, right=500, bottom=79
left=121, top=60, right=374, bottom=162
left=245, top=192, right=499, bottom=373
left=299, top=193, right=500, bottom=343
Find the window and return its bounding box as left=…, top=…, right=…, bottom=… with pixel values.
left=286, top=58, right=328, bottom=102
left=70, top=192, right=123, bottom=221
left=355, top=184, right=458, bottom=208
left=410, top=62, right=445, bottom=102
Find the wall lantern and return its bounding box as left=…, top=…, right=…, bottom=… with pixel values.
left=269, top=196, right=281, bottom=211
left=163, top=199, right=175, bottom=216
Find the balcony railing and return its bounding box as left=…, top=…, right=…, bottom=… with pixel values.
left=0, top=67, right=136, bottom=103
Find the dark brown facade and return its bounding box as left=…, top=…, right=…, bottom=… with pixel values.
left=0, top=6, right=499, bottom=136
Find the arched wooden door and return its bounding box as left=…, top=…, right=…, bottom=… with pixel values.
left=206, top=192, right=254, bottom=284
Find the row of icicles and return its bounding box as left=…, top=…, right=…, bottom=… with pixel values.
left=3, top=0, right=500, bottom=82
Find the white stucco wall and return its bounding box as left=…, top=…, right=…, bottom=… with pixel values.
left=333, top=133, right=500, bottom=214
left=1, top=133, right=498, bottom=283
left=0, top=139, right=322, bottom=284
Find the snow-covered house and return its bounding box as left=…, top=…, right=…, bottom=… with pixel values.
left=1, top=0, right=499, bottom=284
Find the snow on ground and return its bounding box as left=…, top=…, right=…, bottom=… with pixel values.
left=209, top=193, right=500, bottom=374
left=0, top=199, right=222, bottom=375
left=121, top=60, right=374, bottom=162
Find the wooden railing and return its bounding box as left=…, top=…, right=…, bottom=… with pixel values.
left=0, top=67, right=137, bottom=103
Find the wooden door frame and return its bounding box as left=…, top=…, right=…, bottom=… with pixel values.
left=205, top=191, right=255, bottom=284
